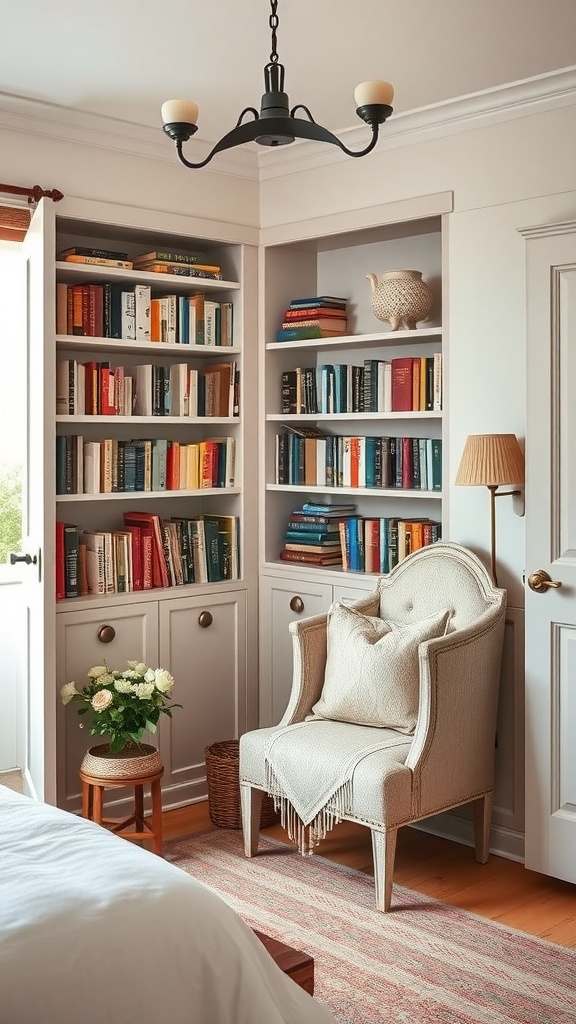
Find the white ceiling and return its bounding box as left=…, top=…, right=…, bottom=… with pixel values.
left=1, top=0, right=575, bottom=144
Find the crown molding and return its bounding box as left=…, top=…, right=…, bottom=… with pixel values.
left=258, top=65, right=576, bottom=180
left=0, top=92, right=260, bottom=180
left=0, top=65, right=574, bottom=185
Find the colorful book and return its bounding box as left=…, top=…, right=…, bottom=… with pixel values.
left=276, top=326, right=348, bottom=342
left=281, top=317, right=347, bottom=331
left=59, top=254, right=134, bottom=269
left=284, top=306, right=348, bottom=320
left=289, top=296, right=347, bottom=308
left=133, top=249, right=210, bottom=265
left=58, top=247, right=129, bottom=260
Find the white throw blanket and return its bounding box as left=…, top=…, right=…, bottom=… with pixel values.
left=264, top=720, right=409, bottom=854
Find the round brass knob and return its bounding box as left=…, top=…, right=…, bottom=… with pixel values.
left=289, top=596, right=304, bottom=613
left=198, top=610, right=213, bottom=628
left=527, top=569, right=562, bottom=594
left=97, top=624, right=116, bottom=644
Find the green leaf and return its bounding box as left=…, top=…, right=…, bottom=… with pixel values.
left=145, top=720, right=157, bottom=733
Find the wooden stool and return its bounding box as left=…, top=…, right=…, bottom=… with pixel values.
left=80, top=766, right=164, bottom=855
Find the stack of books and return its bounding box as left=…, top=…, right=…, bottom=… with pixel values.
left=132, top=248, right=223, bottom=281
left=276, top=295, right=348, bottom=342
left=279, top=500, right=357, bottom=566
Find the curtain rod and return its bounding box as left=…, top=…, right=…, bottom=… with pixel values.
left=0, top=183, right=64, bottom=204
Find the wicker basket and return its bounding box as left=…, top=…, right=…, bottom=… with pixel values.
left=205, top=739, right=278, bottom=829
left=80, top=743, right=162, bottom=780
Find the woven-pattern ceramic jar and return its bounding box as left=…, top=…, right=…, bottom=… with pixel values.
left=367, top=269, right=433, bottom=330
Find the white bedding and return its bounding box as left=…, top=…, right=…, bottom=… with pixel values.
left=0, top=785, right=335, bottom=1024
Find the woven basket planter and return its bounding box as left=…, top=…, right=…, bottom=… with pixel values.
left=80, top=743, right=162, bottom=780
left=205, top=739, right=278, bottom=829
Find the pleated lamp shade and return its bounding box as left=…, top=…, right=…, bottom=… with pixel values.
left=455, top=434, right=525, bottom=487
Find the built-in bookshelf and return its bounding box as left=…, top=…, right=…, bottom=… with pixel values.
left=27, top=195, right=258, bottom=810
left=260, top=206, right=447, bottom=579
left=257, top=194, right=452, bottom=725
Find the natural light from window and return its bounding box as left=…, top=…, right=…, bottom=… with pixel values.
left=0, top=243, right=25, bottom=575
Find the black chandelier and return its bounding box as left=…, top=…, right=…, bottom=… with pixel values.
left=161, top=0, right=394, bottom=170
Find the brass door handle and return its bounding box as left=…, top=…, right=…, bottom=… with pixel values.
left=198, top=610, right=213, bottom=628
left=289, top=596, right=304, bottom=613
left=97, top=624, right=116, bottom=643
left=527, top=569, right=562, bottom=593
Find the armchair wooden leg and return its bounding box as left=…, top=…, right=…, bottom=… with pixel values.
left=371, top=827, right=397, bottom=912
left=472, top=792, right=493, bottom=863
left=240, top=783, right=264, bottom=857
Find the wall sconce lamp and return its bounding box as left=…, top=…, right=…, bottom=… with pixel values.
left=455, top=433, right=525, bottom=586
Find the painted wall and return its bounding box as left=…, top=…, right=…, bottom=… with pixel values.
left=0, top=126, right=259, bottom=229
left=260, top=103, right=576, bottom=607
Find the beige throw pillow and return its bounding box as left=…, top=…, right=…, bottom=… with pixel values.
left=311, top=603, right=450, bottom=734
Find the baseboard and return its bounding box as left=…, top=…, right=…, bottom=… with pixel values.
left=411, top=810, right=525, bottom=863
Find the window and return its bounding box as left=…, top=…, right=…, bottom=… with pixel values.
left=0, top=243, right=25, bottom=575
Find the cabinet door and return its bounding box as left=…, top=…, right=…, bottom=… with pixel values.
left=333, top=579, right=379, bottom=606
left=56, top=601, right=158, bottom=810
left=259, top=575, right=332, bottom=727
left=158, top=590, right=247, bottom=806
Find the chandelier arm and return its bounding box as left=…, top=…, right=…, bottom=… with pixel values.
left=336, top=125, right=381, bottom=158
left=173, top=118, right=276, bottom=169
left=290, top=104, right=316, bottom=123
left=235, top=107, right=260, bottom=127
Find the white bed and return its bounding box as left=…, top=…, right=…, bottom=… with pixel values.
left=0, top=785, right=335, bottom=1024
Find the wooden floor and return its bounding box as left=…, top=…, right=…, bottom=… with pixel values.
left=164, top=801, right=576, bottom=948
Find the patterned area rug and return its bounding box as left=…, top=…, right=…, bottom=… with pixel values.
left=165, top=829, right=575, bottom=1024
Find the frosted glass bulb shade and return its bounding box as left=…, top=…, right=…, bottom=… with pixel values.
left=161, top=99, right=199, bottom=126
left=354, top=80, right=394, bottom=108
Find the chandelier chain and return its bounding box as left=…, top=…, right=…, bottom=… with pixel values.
left=269, top=0, right=279, bottom=64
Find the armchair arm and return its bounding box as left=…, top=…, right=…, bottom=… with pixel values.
left=407, top=600, right=507, bottom=817
left=280, top=613, right=328, bottom=725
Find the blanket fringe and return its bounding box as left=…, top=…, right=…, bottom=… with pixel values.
left=265, top=762, right=353, bottom=856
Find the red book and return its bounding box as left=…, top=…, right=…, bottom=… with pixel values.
left=123, top=511, right=169, bottom=589
left=166, top=442, right=180, bottom=490
left=83, top=361, right=98, bottom=415
left=99, top=365, right=116, bottom=416
left=285, top=306, right=347, bottom=320
left=141, top=528, right=154, bottom=589
left=55, top=521, right=65, bottom=600
left=391, top=357, right=414, bottom=412
left=87, top=284, right=104, bottom=338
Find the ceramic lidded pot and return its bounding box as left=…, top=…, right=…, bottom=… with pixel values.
left=367, top=269, right=433, bottom=330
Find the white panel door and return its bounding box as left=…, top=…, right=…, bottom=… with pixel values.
left=15, top=200, right=56, bottom=801
left=524, top=222, right=576, bottom=881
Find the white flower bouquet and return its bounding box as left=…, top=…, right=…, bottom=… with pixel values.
left=61, top=661, right=181, bottom=753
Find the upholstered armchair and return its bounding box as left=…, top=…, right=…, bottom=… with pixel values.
left=240, top=542, right=506, bottom=911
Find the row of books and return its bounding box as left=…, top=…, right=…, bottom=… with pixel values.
left=56, top=436, right=235, bottom=495
left=339, top=517, right=442, bottom=573
left=56, top=359, right=239, bottom=418
left=56, top=511, right=239, bottom=599
left=281, top=354, right=442, bottom=415
left=275, top=431, right=443, bottom=490
left=55, top=283, right=233, bottom=345
left=57, top=245, right=224, bottom=281
left=276, top=294, right=349, bottom=343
